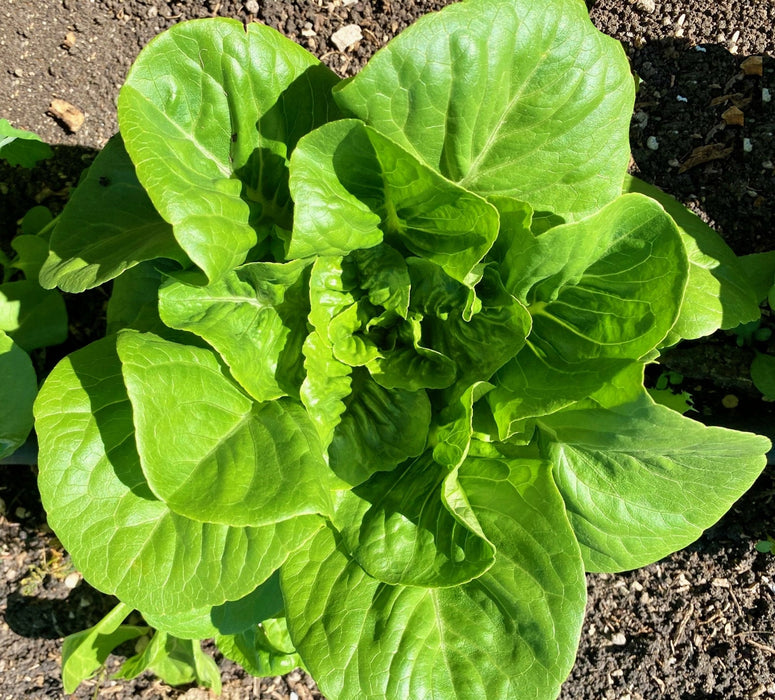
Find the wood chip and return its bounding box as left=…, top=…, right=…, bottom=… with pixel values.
left=62, top=31, right=76, bottom=49
left=47, top=98, right=84, bottom=133
left=722, top=106, right=744, bottom=126
left=741, top=56, right=763, bottom=76
left=679, top=143, right=734, bottom=173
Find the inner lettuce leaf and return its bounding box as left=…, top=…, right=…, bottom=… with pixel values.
left=289, top=119, right=499, bottom=284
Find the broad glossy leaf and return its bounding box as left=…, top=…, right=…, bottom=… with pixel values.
left=350, top=244, right=410, bottom=318
left=117, top=332, right=336, bottom=527
left=283, top=457, right=585, bottom=700
left=0, top=331, right=37, bottom=459
left=216, top=618, right=303, bottom=677
left=61, top=602, right=148, bottom=694
left=40, top=134, right=185, bottom=293
left=119, top=19, right=340, bottom=283
left=624, top=175, right=759, bottom=341
left=539, top=394, right=770, bottom=572
left=289, top=120, right=499, bottom=283
left=34, top=336, right=324, bottom=615
left=10, top=232, right=50, bottom=282
left=488, top=193, right=687, bottom=429
left=335, top=0, right=634, bottom=220
left=0, top=118, right=52, bottom=168
left=328, top=368, right=430, bottom=485
left=140, top=572, right=284, bottom=639
left=114, top=632, right=221, bottom=692
left=334, top=453, right=494, bottom=587
left=0, top=280, right=67, bottom=351
left=159, top=260, right=310, bottom=401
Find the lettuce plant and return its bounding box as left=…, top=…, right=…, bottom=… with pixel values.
left=0, top=126, right=66, bottom=460
left=34, top=1, right=770, bottom=697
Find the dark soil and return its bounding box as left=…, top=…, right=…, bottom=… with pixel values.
left=2, top=1, right=775, bottom=698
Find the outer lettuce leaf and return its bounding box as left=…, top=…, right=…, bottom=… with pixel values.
left=34, top=336, right=324, bottom=616
left=106, top=261, right=193, bottom=339
left=289, top=119, right=499, bottom=283
left=737, top=251, right=775, bottom=304
left=282, top=457, right=585, bottom=700
left=538, top=393, right=770, bottom=572
left=140, top=571, right=285, bottom=640
left=488, top=193, right=688, bottom=433
left=159, top=260, right=310, bottom=401
left=118, top=19, right=341, bottom=283
left=624, top=175, right=760, bottom=341
left=117, top=331, right=337, bottom=527
left=40, top=135, right=186, bottom=293
left=0, top=118, right=52, bottom=168
left=0, top=280, right=67, bottom=352
left=0, top=331, right=37, bottom=459
left=334, top=0, right=634, bottom=220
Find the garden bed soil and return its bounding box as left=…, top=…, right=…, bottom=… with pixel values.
left=2, top=0, right=775, bottom=698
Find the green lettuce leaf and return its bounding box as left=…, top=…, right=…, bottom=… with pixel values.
left=488, top=193, right=688, bottom=433
left=0, top=331, right=37, bottom=459
left=116, top=331, right=337, bottom=527
left=334, top=452, right=495, bottom=587
left=118, top=19, right=341, bottom=283
left=538, top=393, right=771, bottom=572
left=216, top=618, right=303, bottom=678
left=34, top=336, right=324, bottom=616
left=282, top=457, right=585, bottom=700
left=61, top=602, right=148, bottom=694
left=624, top=175, right=760, bottom=342
left=334, top=0, right=634, bottom=220
left=289, top=119, right=499, bottom=283
left=0, top=280, right=67, bottom=352
left=40, top=134, right=186, bottom=293
left=159, top=260, right=311, bottom=401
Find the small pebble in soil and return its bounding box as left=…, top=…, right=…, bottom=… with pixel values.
left=635, top=0, right=655, bottom=13
left=331, top=24, right=363, bottom=51
left=763, top=88, right=772, bottom=103
left=64, top=572, right=81, bottom=589
left=244, top=0, right=260, bottom=14
left=744, top=138, right=753, bottom=153
left=646, top=135, right=659, bottom=150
